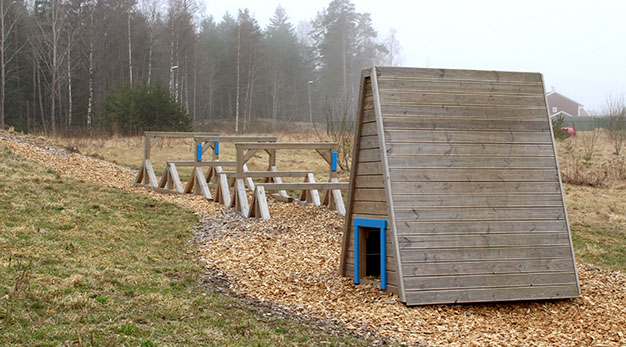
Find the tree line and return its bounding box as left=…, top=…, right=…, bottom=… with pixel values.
left=0, top=0, right=402, bottom=135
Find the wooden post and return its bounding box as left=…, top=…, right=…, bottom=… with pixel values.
left=144, top=134, right=151, bottom=160
left=236, top=146, right=244, bottom=180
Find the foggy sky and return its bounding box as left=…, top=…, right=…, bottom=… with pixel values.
left=202, top=0, right=626, bottom=113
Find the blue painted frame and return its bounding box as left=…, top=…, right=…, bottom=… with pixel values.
left=196, top=144, right=203, bottom=162
left=331, top=151, right=338, bottom=172
left=214, top=141, right=220, bottom=155
left=353, top=217, right=387, bottom=290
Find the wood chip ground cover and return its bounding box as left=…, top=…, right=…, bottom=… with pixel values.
left=2, top=132, right=625, bottom=346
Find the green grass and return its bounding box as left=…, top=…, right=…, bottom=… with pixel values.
left=571, top=222, right=626, bottom=271
left=0, top=146, right=367, bottom=346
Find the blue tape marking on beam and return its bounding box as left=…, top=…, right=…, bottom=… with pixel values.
left=196, top=144, right=202, bottom=162
left=331, top=151, right=338, bottom=172
left=354, top=223, right=360, bottom=284
left=353, top=218, right=387, bottom=290
left=215, top=141, right=219, bottom=155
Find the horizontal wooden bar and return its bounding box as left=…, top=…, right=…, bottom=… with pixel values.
left=256, top=182, right=348, bottom=190
left=375, top=67, right=543, bottom=83
left=144, top=131, right=219, bottom=138
left=405, top=284, right=579, bottom=305
left=235, top=142, right=338, bottom=150
left=219, top=170, right=311, bottom=177
left=399, top=245, right=573, bottom=263
left=401, top=258, right=575, bottom=277
left=394, top=206, right=565, bottom=222
left=375, top=79, right=545, bottom=95
left=396, top=220, right=568, bottom=235
left=194, top=136, right=277, bottom=143
left=166, top=160, right=236, bottom=166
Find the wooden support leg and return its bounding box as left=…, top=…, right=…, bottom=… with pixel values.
left=158, top=166, right=170, bottom=189
left=322, top=178, right=346, bottom=216
left=270, top=166, right=289, bottom=199
left=185, top=167, right=213, bottom=200
left=214, top=167, right=231, bottom=206
left=249, top=186, right=270, bottom=220
left=298, top=173, right=321, bottom=206
left=134, top=159, right=158, bottom=187
left=231, top=179, right=249, bottom=217
left=167, top=163, right=184, bottom=193
left=205, top=166, right=216, bottom=187
left=243, top=164, right=255, bottom=191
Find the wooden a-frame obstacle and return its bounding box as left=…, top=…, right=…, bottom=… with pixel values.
left=134, top=131, right=219, bottom=188
left=232, top=142, right=349, bottom=219
left=341, top=66, right=580, bottom=306
left=134, top=133, right=277, bottom=202
left=193, top=135, right=277, bottom=204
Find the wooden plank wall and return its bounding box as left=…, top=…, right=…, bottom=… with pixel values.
left=374, top=67, right=579, bottom=305
left=342, top=76, right=399, bottom=295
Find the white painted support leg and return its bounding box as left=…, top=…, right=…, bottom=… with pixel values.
left=322, top=178, right=345, bottom=216
left=215, top=166, right=231, bottom=206
left=205, top=166, right=216, bottom=188
left=134, top=159, right=158, bottom=187
left=243, top=164, right=255, bottom=191
left=167, top=163, right=184, bottom=193
left=185, top=167, right=212, bottom=200
left=298, top=173, right=321, bottom=206
left=270, top=166, right=289, bottom=199
left=232, top=179, right=249, bottom=217
left=249, top=186, right=270, bottom=220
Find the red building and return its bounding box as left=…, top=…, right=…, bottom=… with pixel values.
left=546, top=90, right=590, bottom=119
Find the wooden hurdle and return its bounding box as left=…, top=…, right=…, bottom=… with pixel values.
left=232, top=142, right=349, bottom=219
left=156, top=160, right=236, bottom=200
left=192, top=136, right=278, bottom=203
left=134, top=131, right=218, bottom=188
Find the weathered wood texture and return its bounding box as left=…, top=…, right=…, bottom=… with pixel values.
left=340, top=75, right=399, bottom=293
left=343, top=66, right=579, bottom=306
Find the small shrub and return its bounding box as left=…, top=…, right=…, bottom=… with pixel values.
left=552, top=115, right=569, bottom=141
left=99, top=81, right=191, bottom=135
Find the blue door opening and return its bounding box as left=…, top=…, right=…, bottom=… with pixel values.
left=353, top=218, right=387, bottom=290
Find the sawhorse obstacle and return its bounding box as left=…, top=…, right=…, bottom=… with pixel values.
left=232, top=142, right=349, bottom=220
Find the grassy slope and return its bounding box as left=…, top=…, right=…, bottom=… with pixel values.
left=565, top=185, right=626, bottom=271
left=0, top=146, right=366, bottom=346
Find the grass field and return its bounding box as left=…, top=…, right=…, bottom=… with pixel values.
left=49, top=130, right=626, bottom=272
left=0, top=145, right=368, bottom=345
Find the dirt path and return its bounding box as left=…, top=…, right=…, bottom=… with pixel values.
left=2, top=132, right=625, bottom=346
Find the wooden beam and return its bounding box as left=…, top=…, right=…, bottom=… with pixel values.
left=241, top=149, right=259, bottom=165
left=165, top=160, right=236, bottom=167
left=143, top=131, right=219, bottom=138
left=194, top=135, right=277, bottom=143
left=217, top=171, right=311, bottom=177
left=235, top=142, right=338, bottom=150
left=372, top=66, right=407, bottom=302
left=316, top=149, right=332, bottom=165
left=340, top=69, right=370, bottom=277
left=255, top=182, right=348, bottom=190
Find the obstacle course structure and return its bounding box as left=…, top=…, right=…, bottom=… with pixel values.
left=340, top=66, right=580, bottom=305
left=232, top=142, right=348, bottom=219
left=134, top=132, right=348, bottom=218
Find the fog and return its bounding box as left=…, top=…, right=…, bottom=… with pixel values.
left=205, top=0, right=626, bottom=112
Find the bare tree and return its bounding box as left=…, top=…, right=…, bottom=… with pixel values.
left=140, top=0, right=159, bottom=85
left=382, top=28, right=403, bottom=66
left=0, top=0, right=22, bottom=129
left=34, top=0, right=67, bottom=134
left=604, top=93, right=626, bottom=155
left=127, top=0, right=134, bottom=85
left=235, top=21, right=241, bottom=132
